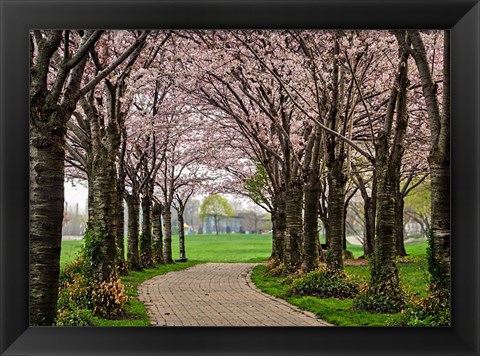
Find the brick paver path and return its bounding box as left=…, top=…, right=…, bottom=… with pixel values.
left=138, top=263, right=331, bottom=326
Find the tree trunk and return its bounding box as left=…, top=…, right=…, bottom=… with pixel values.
left=163, top=207, right=174, bottom=264
left=395, top=196, right=408, bottom=256
left=373, top=134, right=399, bottom=286
left=343, top=204, right=348, bottom=251
left=355, top=172, right=376, bottom=257
left=116, top=192, right=126, bottom=273
left=429, top=160, right=450, bottom=293
left=125, top=193, right=141, bottom=271
left=284, top=179, right=303, bottom=269
left=408, top=29, right=450, bottom=296
left=270, top=191, right=286, bottom=262
left=87, top=173, right=94, bottom=228
left=363, top=195, right=376, bottom=257
left=214, top=215, right=219, bottom=235
left=178, top=213, right=187, bottom=260
left=116, top=156, right=127, bottom=272
left=140, top=192, right=154, bottom=268
left=29, top=48, right=87, bottom=325
left=302, top=178, right=320, bottom=271
left=326, top=165, right=346, bottom=272
left=91, top=153, right=118, bottom=280
left=152, top=202, right=165, bottom=264
left=30, top=122, right=65, bottom=326
left=371, top=31, right=409, bottom=291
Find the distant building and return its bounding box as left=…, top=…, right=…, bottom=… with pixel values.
left=202, top=215, right=244, bottom=234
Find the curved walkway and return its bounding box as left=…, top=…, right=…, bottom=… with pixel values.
left=138, top=263, right=330, bottom=326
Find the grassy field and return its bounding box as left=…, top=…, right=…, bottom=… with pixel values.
left=251, top=241, right=429, bottom=326
left=60, top=239, right=84, bottom=268
left=61, top=233, right=273, bottom=268
left=60, top=234, right=428, bottom=326
left=60, top=233, right=380, bottom=267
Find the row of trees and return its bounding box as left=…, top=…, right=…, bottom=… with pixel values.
left=30, top=30, right=449, bottom=325
left=173, top=30, right=449, bottom=296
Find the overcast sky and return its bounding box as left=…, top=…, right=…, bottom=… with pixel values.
left=63, top=179, right=266, bottom=216
left=64, top=180, right=88, bottom=214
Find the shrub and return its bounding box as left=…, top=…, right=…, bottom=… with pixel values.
left=391, top=288, right=450, bottom=326
left=286, top=267, right=360, bottom=299
left=91, top=278, right=128, bottom=318
left=353, top=278, right=407, bottom=314
left=56, top=307, right=97, bottom=326
left=56, top=243, right=129, bottom=325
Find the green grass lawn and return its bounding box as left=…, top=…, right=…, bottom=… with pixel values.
left=251, top=241, right=429, bottom=326
left=171, top=233, right=272, bottom=262
left=60, top=239, right=84, bottom=268
left=61, top=233, right=273, bottom=268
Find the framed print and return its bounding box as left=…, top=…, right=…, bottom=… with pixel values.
left=0, top=0, right=480, bottom=355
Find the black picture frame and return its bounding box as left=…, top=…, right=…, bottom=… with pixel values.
left=1, top=0, right=479, bottom=355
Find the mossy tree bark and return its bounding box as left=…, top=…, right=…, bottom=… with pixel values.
left=353, top=171, right=377, bottom=257
left=284, top=178, right=303, bottom=269
left=125, top=191, right=141, bottom=271
left=373, top=134, right=400, bottom=284
left=116, top=139, right=127, bottom=272
left=270, top=190, right=286, bottom=263
left=302, top=129, right=323, bottom=272
left=177, top=214, right=187, bottom=260
left=162, top=207, right=174, bottom=264
left=30, top=117, right=67, bottom=326
left=323, top=36, right=349, bottom=273
left=326, top=166, right=347, bottom=272
left=152, top=201, right=165, bottom=264
left=84, top=93, right=119, bottom=280
left=140, top=180, right=154, bottom=268
left=395, top=195, right=408, bottom=256
left=302, top=179, right=321, bottom=271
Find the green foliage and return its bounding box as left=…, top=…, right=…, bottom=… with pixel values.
left=56, top=307, right=97, bottom=326
left=286, top=268, right=360, bottom=299
left=382, top=230, right=451, bottom=326
left=352, top=274, right=407, bottom=314
left=57, top=256, right=129, bottom=324
left=83, top=226, right=109, bottom=278
left=404, top=179, right=431, bottom=218
left=56, top=228, right=129, bottom=325
left=404, top=179, right=431, bottom=237
left=199, top=194, right=234, bottom=220
left=391, top=288, right=450, bottom=326
left=244, top=165, right=269, bottom=206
